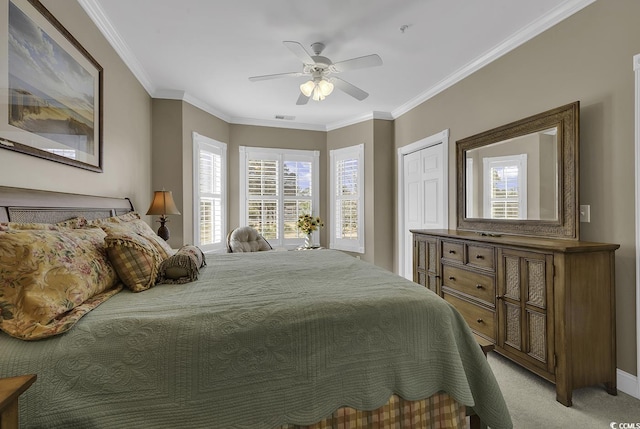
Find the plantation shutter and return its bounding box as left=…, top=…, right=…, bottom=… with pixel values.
left=330, top=144, right=364, bottom=253
left=193, top=132, right=226, bottom=252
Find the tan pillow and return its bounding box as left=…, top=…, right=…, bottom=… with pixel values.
left=158, top=245, right=206, bottom=284
left=87, top=211, right=141, bottom=225
left=104, top=232, right=163, bottom=292
left=0, top=227, right=120, bottom=340
left=99, top=219, right=173, bottom=260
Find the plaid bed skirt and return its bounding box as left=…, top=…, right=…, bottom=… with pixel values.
left=279, top=392, right=467, bottom=429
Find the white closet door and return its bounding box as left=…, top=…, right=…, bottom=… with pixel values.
left=403, top=143, right=444, bottom=279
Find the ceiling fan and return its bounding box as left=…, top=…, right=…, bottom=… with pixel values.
left=248, top=41, right=383, bottom=105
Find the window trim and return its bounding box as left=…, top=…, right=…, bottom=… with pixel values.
left=192, top=132, right=227, bottom=253
left=330, top=144, right=365, bottom=253
left=239, top=146, right=320, bottom=249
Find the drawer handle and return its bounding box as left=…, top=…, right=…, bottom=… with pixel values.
left=477, top=318, right=484, bottom=324
left=448, top=250, right=456, bottom=254
left=475, top=255, right=484, bottom=259
left=448, top=276, right=455, bottom=281
left=475, top=284, right=484, bottom=289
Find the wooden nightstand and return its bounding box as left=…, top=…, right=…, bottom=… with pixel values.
left=0, top=374, right=36, bottom=429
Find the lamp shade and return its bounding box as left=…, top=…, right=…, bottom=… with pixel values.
left=146, top=190, right=181, bottom=216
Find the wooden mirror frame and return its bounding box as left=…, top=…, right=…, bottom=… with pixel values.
left=456, top=101, right=580, bottom=240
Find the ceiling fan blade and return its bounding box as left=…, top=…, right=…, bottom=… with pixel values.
left=332, top=54, right=383, bottom=72
left=283, top=41, right=315, bottom=64
left=296, top=92, right=309, bottom=105
left=249, top=71, right=304, bottom=82
left=332, top=77, right=369, bottom=101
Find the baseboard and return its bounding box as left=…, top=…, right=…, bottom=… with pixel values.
left=617, top=368, right=640, bottom=399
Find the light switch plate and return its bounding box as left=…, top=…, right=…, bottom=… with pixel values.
left=579, top=205, right=590, bottom=223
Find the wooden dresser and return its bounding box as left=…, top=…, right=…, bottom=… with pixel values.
left=412, top=229, right=619, bottom=407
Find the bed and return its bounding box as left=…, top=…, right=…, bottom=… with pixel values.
left=0, top=186, right=512, bottom=429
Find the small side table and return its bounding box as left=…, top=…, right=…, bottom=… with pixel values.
left=0, top=374, right=36, bottom=429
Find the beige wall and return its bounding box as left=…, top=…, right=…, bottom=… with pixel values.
left=373, top=120, right=395, bottom=270
left=151, top=100, right=229, bottom=248
left=327, top=121, right=373, bottom=261
left=150, top=99, right=183, bottom=247
left=0, top=0, right=152, bottom=215
left=181, top=102, right=229, bottom=246
left=394, top=0, right=639, bottom=375
left=327, top=120, right=394, bottom=269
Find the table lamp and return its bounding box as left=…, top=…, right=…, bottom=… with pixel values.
left=146, top=190, right=181, bottom=241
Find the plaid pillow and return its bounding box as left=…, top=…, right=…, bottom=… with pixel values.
left=104, top=232, right=163, bottom=292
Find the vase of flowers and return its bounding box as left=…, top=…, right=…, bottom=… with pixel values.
left=297, top=214, right=324, bottom=248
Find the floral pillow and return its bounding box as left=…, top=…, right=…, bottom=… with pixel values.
left=104, top=232, right=163, bottom=292
left=0, top=227, right=121, bottom=340
left=0, top=222, right=61, bottom=231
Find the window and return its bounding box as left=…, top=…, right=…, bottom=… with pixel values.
left=240, top=147, right=319, bottom=248
left=330, top=144, right=364, bottom=253
left=483, top=154, right=527, bottom=219
left=193, top=132, right=227, bottom=252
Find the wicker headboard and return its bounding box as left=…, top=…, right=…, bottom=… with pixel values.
left=0, top=186, right=134, bottom=224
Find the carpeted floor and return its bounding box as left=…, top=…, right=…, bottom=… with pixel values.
left=487, top=353, right=640, bottom=428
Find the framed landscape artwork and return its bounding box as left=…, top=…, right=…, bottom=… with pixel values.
left=0, top=0, right=103, bottom=172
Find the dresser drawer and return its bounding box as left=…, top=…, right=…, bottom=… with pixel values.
left=443, top=293, right=495, bottom=341
left=442, top=265, right=495, bottom=304
left=442, top=240, right=464, bottom=263
left=466, top=244, right=494, bottom=270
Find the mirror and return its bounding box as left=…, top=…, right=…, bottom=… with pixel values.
left=457, top=101, right=579, bottom=239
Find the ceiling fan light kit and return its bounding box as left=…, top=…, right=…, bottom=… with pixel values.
left=300, top=78, right=334, bottom=101
left=249, top=41, right=382, bottom=104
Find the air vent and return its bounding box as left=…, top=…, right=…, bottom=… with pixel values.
left=275, top=115, right=295, bottom=120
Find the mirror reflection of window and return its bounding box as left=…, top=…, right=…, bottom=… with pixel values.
left=483, top=154, right=527, bottom=219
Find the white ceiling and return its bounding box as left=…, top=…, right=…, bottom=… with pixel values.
left=79, top=0, right=594, bottom=131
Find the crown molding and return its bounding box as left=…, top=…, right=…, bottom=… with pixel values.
left=325, top=111, right=393, bottom=131
left=81, top=0, right=596, bottom=132
left=391, top=0, right=597, bottom=119
left=78, top=0, right=155, bottom=95
left=229, top=116, right=327, bottom=132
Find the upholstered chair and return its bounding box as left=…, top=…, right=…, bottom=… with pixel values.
left=226, top=226, right=273, bottom=253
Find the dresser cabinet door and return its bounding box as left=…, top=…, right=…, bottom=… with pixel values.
left=413, top=234, right=439, bottom=293
left=497, top=249, right=554, bottom=375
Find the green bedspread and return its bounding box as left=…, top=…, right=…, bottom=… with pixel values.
left=0, top=250, right=512, bottom=428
